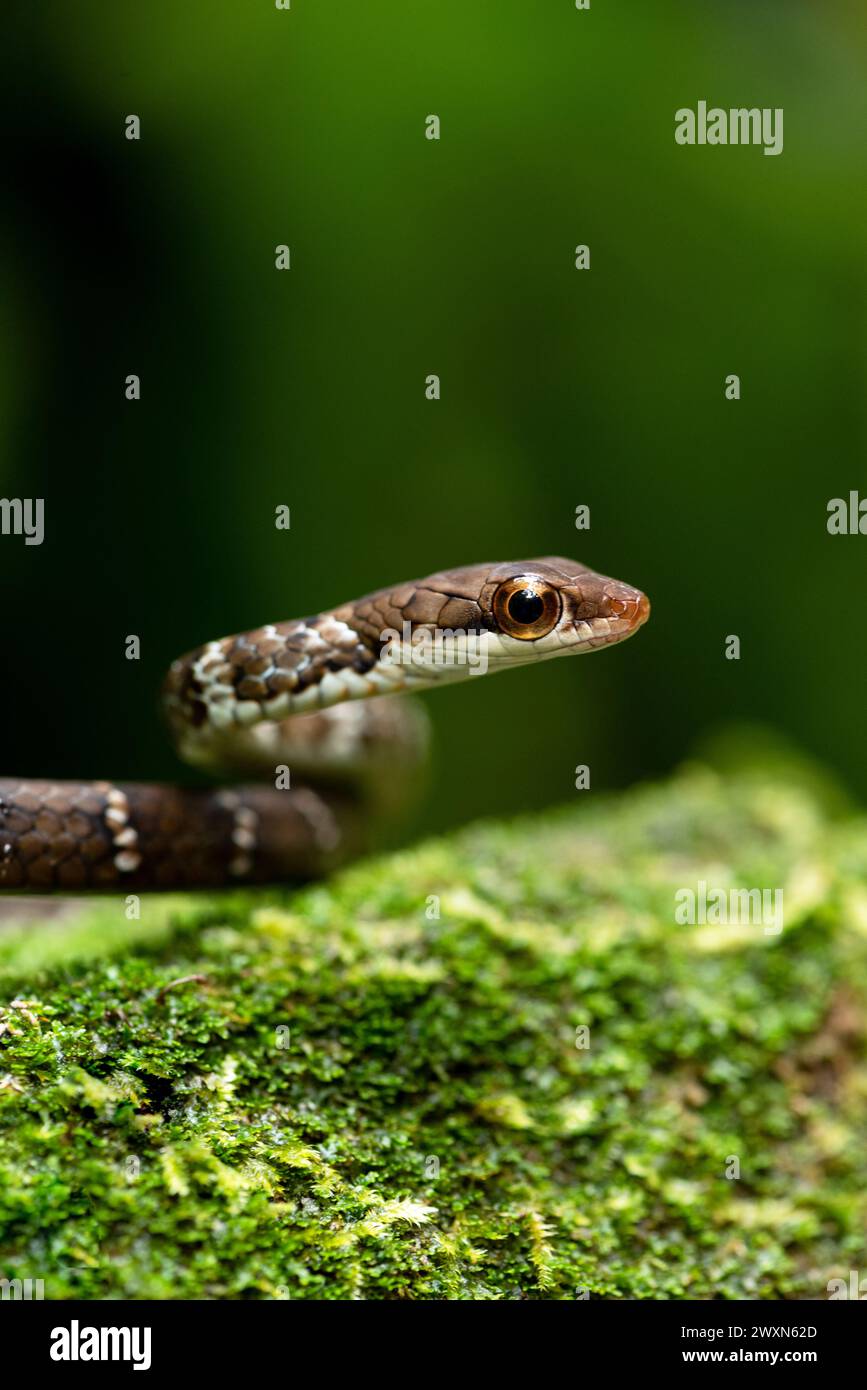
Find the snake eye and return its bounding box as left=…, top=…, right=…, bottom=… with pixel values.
left=493, top=577, right=562, bottom=640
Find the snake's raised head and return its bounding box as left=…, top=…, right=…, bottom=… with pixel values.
left=163, top=557, right=650, bottom=761
left=476, top=556, right=650, bottom=669
left=366, top=556, right=649, bottom=688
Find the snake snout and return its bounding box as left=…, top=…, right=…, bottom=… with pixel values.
left=561, top=572, right=650, bottom=653
left=604, top=585, right=651, bottom=631
left=568, top=577, right=650, bottom=650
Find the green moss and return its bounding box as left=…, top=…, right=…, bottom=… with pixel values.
left=1, top=761, right=866, bottom=1300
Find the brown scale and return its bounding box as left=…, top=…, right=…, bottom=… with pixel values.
left=165, top=618, right=381, bottom=733
left=0, top=779, right=359, bottom=891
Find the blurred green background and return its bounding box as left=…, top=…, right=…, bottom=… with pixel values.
left=1, top=0, right=865, bottom=837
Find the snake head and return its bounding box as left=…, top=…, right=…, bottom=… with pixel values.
left=372, top=557, right=649, bottom=686
left=479, top=557, right=650, bottom=663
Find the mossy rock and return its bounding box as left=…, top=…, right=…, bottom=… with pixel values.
left=1, top=761, right=866, bottom=1300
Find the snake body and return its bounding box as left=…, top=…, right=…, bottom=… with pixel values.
left=0, top=558, right=649, bottom=892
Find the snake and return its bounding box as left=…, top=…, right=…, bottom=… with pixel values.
left=0, top=558, right=649, bottom=892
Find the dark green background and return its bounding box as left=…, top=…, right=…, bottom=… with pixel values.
left=1, top=1, right=864, bottom=836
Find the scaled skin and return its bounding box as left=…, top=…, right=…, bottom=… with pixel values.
left=0, top=559, right=649, bottom=891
